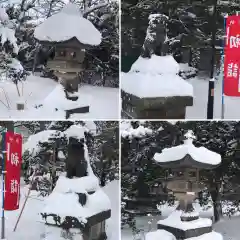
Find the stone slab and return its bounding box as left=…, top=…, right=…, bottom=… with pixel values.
left=158, top=223, right=212, bottom=239
left=121, top=90, right=193, bottom=119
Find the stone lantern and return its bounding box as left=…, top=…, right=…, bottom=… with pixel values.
left=153, top=130, right=222, bottom=239
left=34, top=3, right=101, bottom=114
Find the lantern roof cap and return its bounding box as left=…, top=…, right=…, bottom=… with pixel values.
left=154, top=130, right=221, bottom=169
left=34, top=3, right=101, bottom=46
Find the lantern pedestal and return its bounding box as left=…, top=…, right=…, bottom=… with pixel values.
left=121, top=90, right=193, bottom=119
left=56, top=72, right=80, bottom=94
left=65, top=106, right=90, bottom=119
left=121, top=55, right=193, bottom=119
left=157, top=211, right=212, bottom=239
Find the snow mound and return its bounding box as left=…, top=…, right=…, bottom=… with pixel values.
left=42, top=185, right=110, bottom=225
left=154, top=138, right=221, bottom=166
left=121, top=125, right=153, bottom=139
left=146, top=230, right=176, bottom=240
left=64, top=125, right=86, bottom=140
left=158, top=211, right=212, bottom=231
left=0, top=26, right=18, bottom=53
left=149, top=13, right=169, bottom=21
left=122, top=55, right=193, bottom=98
left=54, top=175, right=99, bottom=193
left=120, top=121, right=132, bottom=132
left=186, top=232, right=223, bottom=240
left=40, top=84, right=92, bottom=112
left=0, top=8, right=9, bottom=22
left=8, top=58, right=24, bottom=71
left=34, top=3, right=101, bottom=46
left=131, top=55, right=179, bottom=75
left=42, top=226, right=83, bottom=240
left=83, top=121, right=97, bottom=135
left=121, top=72, right=193, bottom=98
left=23, top=130, right=62, bottom=155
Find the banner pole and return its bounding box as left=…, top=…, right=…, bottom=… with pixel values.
left=221, top=14, right=228, bottom=119
left=207, top=0, right=218, bottom=119
left=1, top=131, right=5, bottom=240
left=13, top=169, right=36, bottom=232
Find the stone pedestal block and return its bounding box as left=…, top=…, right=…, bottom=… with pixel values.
left=157, top=223, right=212, bottom=239
left=65, top=106, right=89, bottom=119
left=121, top=90, right=193, bottom=119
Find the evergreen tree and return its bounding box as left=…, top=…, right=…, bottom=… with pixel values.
left=0, top=7, right=29, bottom=96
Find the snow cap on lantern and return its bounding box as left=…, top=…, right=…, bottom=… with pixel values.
left=34, top=3, right=102, bottom=75
left=154, top=130, right=221, bottom=169
left=34, top=3, right=101, bottom=46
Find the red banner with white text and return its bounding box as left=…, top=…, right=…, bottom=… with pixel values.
left=4, top=131, right=22, bottom=210
left=224, top=15, right=240, bottom=96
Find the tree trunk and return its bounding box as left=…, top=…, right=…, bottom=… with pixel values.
left=100, top=170, right=106, bottom=187
left=40, top=122, right=45, bottom=131
left=210, top=183, right=222, bottom=222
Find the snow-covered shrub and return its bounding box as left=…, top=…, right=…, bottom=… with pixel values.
left=179, top=63, right=198, bottom=79
left=0, top=7, right=29, bottom=92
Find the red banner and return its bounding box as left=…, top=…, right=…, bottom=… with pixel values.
left=224, top=15, right=240, bottom=96
left=4, top=131, right=22, bottom=210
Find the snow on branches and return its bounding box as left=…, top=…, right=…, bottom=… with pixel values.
left=0, top=7, right=28, bottom=88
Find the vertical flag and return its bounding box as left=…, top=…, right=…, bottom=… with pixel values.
left=4, top=132, right=22, bottom=211
left=224, top=15, right=240, bottom=96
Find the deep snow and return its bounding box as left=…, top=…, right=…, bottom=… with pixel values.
left=0, top=75, right=119, bottom=119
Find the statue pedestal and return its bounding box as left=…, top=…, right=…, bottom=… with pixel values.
left=121, top=90, right=193, bottom=119
left=157, top=211, right=212, bottom=239
left=121, top=55, right=193, bottom=119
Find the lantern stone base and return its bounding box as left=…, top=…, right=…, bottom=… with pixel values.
left=65, top=106, right=89, bottom=119
left=157, top=223, right=212, bottom=239
left=157, top=211, right=213, bottom=239
left=82, top=231, right=107, bottom=240
left=121, top=90, right=193, bottom=119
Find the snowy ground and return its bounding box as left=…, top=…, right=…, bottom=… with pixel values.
left=0, top=75, right=119, bottom=119
left=186, top=73, right=240, bottom=119
left=2, top=179, right=119, bottom=240
left=121, top=204, right=240, bottom=240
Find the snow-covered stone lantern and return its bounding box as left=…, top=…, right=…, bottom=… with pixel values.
left=153, top=130, right=222, bottom=239
left=121, top=14, right=193, bottom=119
left=34, top=3, right=101, bottom=99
